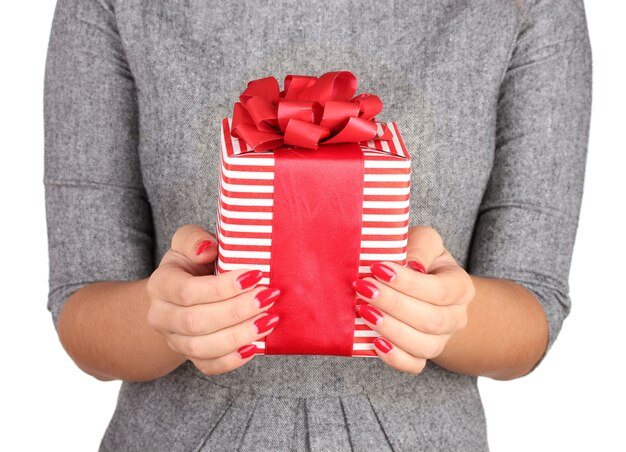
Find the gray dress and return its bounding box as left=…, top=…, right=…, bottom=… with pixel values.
left=43, top=0, right=592, bottom=450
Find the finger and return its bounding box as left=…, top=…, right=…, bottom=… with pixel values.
left=405, top=226, right=445, bottom=274
left=170, top=224, right=219, bottom=266
left=149, top=286, right=281, bottom=335
left=369, top=250, right=469, bottom=306
left=356, top=303, right=448, bottom=360
left=191, top=343, right=261, bottom=376
left=367, top=262, right=451, bottom=305
left=353, top=278, right=464, bottom=334
left=153, top=264, right=263, bottom=306
left=167, top=312, right=279, bottom=360
left=372, top=337, right=427, bottom=374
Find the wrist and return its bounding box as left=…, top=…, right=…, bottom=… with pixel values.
left=58, top=279, right=187, bottom=382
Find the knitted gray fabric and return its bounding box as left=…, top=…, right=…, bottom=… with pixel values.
left=43, top=0, right=592, bottom=450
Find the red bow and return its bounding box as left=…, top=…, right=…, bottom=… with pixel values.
left=230, top=71, right=391, bottom=152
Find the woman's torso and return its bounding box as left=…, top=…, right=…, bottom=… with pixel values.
left=102, top=1, right=522, bottom=450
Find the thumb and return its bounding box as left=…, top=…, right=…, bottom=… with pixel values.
left=406, top=226, right=445, bottom=274
left=170, top=224, right=218, bottom=266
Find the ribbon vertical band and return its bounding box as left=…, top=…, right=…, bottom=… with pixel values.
left=265, top=143, right=364, bottom=355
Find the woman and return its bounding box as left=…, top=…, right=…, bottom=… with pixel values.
left=44, top=0, right=591, bottom=450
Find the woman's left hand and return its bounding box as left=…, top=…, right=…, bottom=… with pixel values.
left=354, top=226, right=475, bottom=374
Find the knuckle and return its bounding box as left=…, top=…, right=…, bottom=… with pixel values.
left=228, top=326, right=246, bottom=349
left=146, top=276, right=158, bottom=299
left=212, top=277, right=231, bottom=302
left=455, top=306, right=469, bottom=330
left=433, top=283, right=450, bottom=303
left=217, top=357, right=239, bottom=374
left=465, top=277, right=476, bottom=302
left=424, top=310, right=446, bottom=334
left=440, top=283, right=451, bottom=300
left=177, top=279, right=195, bottom=306
left=421, top=340, right=442, bottom=360
left=164, top=337, right=177, bottom=353
left=181, top=309, right=199, bottom=335
left=386, top=290, right=401, bottom=316
left=182, top=337, right=201, bottom=359
left=146, top=305, right=159, bottom=329
left=229, top=299, right=244, bottom=324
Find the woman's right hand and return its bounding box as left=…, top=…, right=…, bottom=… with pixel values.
left=146, top=224, right=280, bottom=376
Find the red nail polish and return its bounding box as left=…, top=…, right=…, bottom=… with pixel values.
left=356, top=304, right=384, bottom=326
left=254, top=314, right=279, bottom=334
left=196, top=240, right=215, bottom=255
left=255, top=287, right=281, bottom=309
left=407, top=260, right=427, bottom=274
left=236, top=270, right=263, bottom=290
left=370, top=263, right=397, bottom=282
left=237, top=344, right=259, bottom=359
left=352, top=280, right=380, bottom=299
left=374, top=337, right=393, bottom=353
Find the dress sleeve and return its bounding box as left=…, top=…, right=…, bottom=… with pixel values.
left=44, top=0, right=154, bottom=329
left=467, top=0, right=592, bottom=362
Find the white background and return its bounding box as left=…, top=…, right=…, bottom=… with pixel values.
left=1, top=2, right=623, bottom=451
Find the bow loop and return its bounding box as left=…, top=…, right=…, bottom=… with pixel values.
left=283, top=75, right=318, bottom=99
left=245, top=96, right=278, bottom=131
left=352, top=93, right=383, bottom=120
left=277, top=100, right=323, bottom=132
left=231, top=71, right=391, bottom=152
left=239, top=76, right=280, bottom=106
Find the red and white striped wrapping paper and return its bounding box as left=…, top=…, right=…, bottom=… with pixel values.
left=216, top=118, right=411, bottom=356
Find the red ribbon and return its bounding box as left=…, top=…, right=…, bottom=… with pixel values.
left=265, top=144, right=364, bottom=355
left=230, top=71, right=387, bottom=355
left=231, top=71, right=389, bottom=152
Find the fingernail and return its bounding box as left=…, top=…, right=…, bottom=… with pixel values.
left=370, top=263, right=397, bottom=282
left=237, top=344, right=259, bottom=359
left=356, top=304, right=384, bottom=326
left=407, top=260, right=427, bottom=274
left=374, top=337, right=393, bottom=353
left=254, top=314, right=279, bottom=334
left=352, top=280, right=380, bottom=299
left=236, top=270, right=263, bottom=290
left=196, top=240, right=215, bottom=255
left=255, top=287, right=281, bottom=309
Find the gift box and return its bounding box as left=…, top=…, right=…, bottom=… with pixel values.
left=215, top=71, right=411, bottom=357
